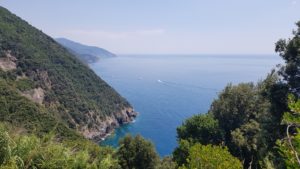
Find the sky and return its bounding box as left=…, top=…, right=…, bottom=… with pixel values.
left=0, top=0, right=299, bottom=55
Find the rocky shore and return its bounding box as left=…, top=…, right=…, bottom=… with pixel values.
left=81, top=107, right=138, bottom=142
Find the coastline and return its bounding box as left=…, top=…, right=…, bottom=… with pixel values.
left=81, top=107, right=138, bottom=142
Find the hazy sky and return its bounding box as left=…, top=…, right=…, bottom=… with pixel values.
left=0, top=0, right=299, bottom=54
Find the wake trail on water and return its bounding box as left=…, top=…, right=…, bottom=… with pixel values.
left=157, top=79, right=219, bottom=91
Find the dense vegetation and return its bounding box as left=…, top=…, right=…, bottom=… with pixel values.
left=174, top=75, right=287, bottom=168
left=117, top=135, right=159, bottom=169
left=0, top=78, right=82, bottom=140
left=277, top=94, right=300, bottom=168
left=0, top=5, right=300, bottom=169
left=0, top=123, right=119, bottom=169
left=178, top=143, right=242, bottom=169
left=0, top=125, right=176, bottom=169
left=173, top=21, right=300, bottom=168
left=0, top=6, right=131, bottom=137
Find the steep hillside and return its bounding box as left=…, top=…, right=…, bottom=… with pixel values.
left=56, top=38, right=116, bottom=64
left=0, top=7, right=136, bottom=141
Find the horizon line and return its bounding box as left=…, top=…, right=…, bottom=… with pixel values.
left=114, top=53, right=279, bottom=56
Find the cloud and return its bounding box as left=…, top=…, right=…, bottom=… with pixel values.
left=65, top=29, right=166, bottom=40
left=291, top=0, right=297, bottom=5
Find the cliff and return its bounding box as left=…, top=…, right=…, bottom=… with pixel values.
left=82, top=107, right=137, bottom=141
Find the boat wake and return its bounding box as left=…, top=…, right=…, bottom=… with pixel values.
left=157, top=79, right=218, bottom=91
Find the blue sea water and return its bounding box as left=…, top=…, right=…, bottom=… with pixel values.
left=90, top=54, right=282, bottom=157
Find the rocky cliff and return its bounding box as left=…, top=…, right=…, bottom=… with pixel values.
left=81, top=107, right=137, bottom=141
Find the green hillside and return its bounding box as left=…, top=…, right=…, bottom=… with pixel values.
left=0, top=6, right=136, bottom=141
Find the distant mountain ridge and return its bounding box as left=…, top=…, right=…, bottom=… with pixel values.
left=56, top=38, right=116, bottom=64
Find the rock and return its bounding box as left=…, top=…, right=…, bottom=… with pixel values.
left=21, top=87, right=45, bottom=105
left=0, top=51, right=17, bottom=71
left=78, top=107, right=138, bottom=142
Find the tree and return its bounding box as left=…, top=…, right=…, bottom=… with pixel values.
left=117, top=134, right=159, bottom=169
left=0, top=126, right=13, bottom=167
left=209, top=83, right=261, bottom=137
left=98, top=154, right=120, bottom=169
left=174, top=74, right=288, bottom=168
left=277, top=94, right=300, bottom=168
left=275, top=21, right=300, bottom=95
left=177, top=114, right=223, bottom=145
left=173, top=139, right=193, bottom=166
left=231, top=119, right=262, bottom=167
left=156, top=156, right=177, bottom=169
left=178, top=143, right=242, bottom=169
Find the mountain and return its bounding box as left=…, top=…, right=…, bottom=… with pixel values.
left=0, top=6, right=136, bottom=141
left=55, top=38, right=116, bottom=64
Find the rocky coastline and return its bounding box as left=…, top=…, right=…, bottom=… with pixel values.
left=81, top=107, right=138, bottom=142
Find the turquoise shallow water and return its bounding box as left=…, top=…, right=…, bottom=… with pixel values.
left=90, top=54, right=282, bottom=157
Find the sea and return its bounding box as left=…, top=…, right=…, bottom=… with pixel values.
left=90, top=54, right=282, bottom=157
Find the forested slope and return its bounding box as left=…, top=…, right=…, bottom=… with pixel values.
left=0, top=6, right=136, bottom=141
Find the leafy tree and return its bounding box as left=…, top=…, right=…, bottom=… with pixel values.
left=173, top=139, right=193, bottom=166
left=98, top=154, right=120, bottom=169
left=277, top=94, right=300, bottom=168
left=231, top=120, right=262, bottom=167
left=117, top=134, right=159, bottom=169
left=275, top=21, right=300, bottom=94
left=178, top=143, right=242, bottom=169
left=209, top=83, right=263, bottom=138
left=259, top=71, right=289, bottom=144
left=156, top=156, right=177, bottom=169
left=177, top=114, right=223, bottom=145
left=208, top=82, right=268, bottom=166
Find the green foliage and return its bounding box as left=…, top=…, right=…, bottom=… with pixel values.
left=0, top=126, right=12, bottom=166
left=15, top=78, right=34, bottom=91
left=210, top=75, right=289, bottom=168
left=0, top=124, right=119, bottom=169
left=209, top=82, right=264, bottom=136
left=277, top=131, right=300, bottom=169
left=0, top=79, right=81, bottom=140
left=177, top=114, right=223, bottom=145
left=98, top=154, right=120, bottom=169
left=277, top=94, right=300, bottom=168
left=156, top=157, right=177, bottom=169
left=173, top=140, right=193, bottom=166
left=117, top=134, right=159, bottom=169
left=282, top=95, right=300, bottom=125
left=174, top=72, right=289, bottom=168
left=231, top=120, right=261, bottom=155
left=275, top=21, right=300, bottom=94
left=178, top=143, right=242, bottom=169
